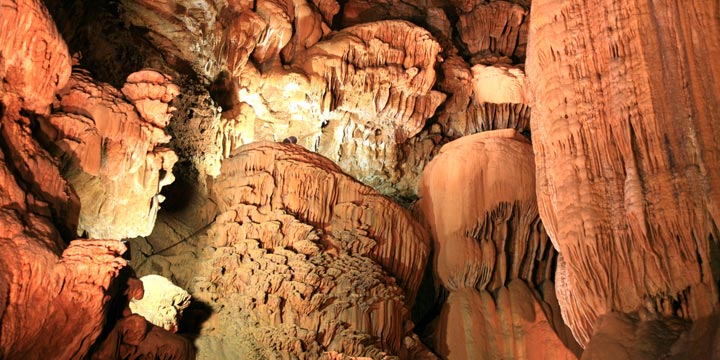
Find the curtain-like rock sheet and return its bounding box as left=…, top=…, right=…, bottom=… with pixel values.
left=417, top=129, right=580, bottom=359
left=526, top=0, right=720, bottom=347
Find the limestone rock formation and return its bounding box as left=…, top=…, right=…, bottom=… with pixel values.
left=1, top=1, right=192, bottom=359
left=168, top=83, right=247, bottom=182
left=135, top=142, right=434, bottom=359
left=0, top=235, right=128, bottom=359
left=41, top=70, right=178, bottom=239
left=118, top=0, right=447, bottom=198
left=91, top=314, right=197, bottom=360
left=580, top=312, right=720, bottom=360
left=4, top=0, right=720, bottom=358
left=1, top=3, right=127, bottom=357
left=339, top=0, right=425, bottom=27
left=130, top=274, right=192, bottom=333
left=1, top=0, right=80, bottom=241
left=417, top=130, right=579, bottom=359
left=454, top=0, right=529, bottom=64
left=471, top=64, right=527, bottom=105
left=526, top=0, right=720, bottom=347
left=580, top=312, right=688, bottom=360
left=0, top=0, right=71, bottom=114
left=299, top=20, right=446, bottom=194
left=90, top=271, right=197, bottom=360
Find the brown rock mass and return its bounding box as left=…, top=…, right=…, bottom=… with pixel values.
left=41, top=70, right=178, bottom=239
left=526, top=0, right=720, bottom=347
left=417, top=129, right=579, bottom=359
left=2, top=0, right=720, bottom=358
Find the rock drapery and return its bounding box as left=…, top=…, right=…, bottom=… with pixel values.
left=526, top=0, right=720, bottom=347
left=2, top=0, right=720, bottom=358
left=136, top=142, right=434, bottom=359
left=417, top=129, right=579, bottom=359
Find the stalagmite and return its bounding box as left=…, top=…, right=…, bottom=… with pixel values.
left=417, top=129, right=580, bottom=359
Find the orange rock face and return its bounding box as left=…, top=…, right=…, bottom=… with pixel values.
left=136, top=142, right=433, bottom=358
left=0, top=0, right=71, bottom=114
left=2, top=102, right=126, bottom=360
left=0, top=1, right=188, bottom=359
left=454, top=0, right=529, bottom=63
left=41, top=70, right=178, bottom=239
left=417, top=130, right=579, bottom=359
left=0, top=235, right=127, bottom=359
left=4, top=0, right=720, bottom=357
left=526, top=0, right=720, bottom=347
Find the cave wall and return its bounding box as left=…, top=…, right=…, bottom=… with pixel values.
left=526, top=0, right=720, bottom=347
left=0, top=1, right=129, bottom=358
left=1, top=0, right=720, bottom=359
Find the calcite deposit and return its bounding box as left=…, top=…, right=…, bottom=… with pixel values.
left=417, top=130, right=579, bottom=359
left=42, top=70, right=178, bottom=239
left=137, top=142, right=433, bottom=358
left=0, top=0, right=71, bottom=114
left=0, top=0, right=191, bottom=359
left=526, top=0, right=720, bottom=347
left=118, top=0, right=449, bottom=197
left=455, top=0, right=529, bottom=63
left=0, top=4, right=130, bottom=358
left=129, top=274, right=192, bottom=333
left=2, top=0, right=720, bottom=358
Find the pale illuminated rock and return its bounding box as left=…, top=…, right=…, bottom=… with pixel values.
left=42, top=70, right=178, bottom=239
left=129, top=275, right=191, bottom=333
left=471, top=64, right=527, bottom=104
